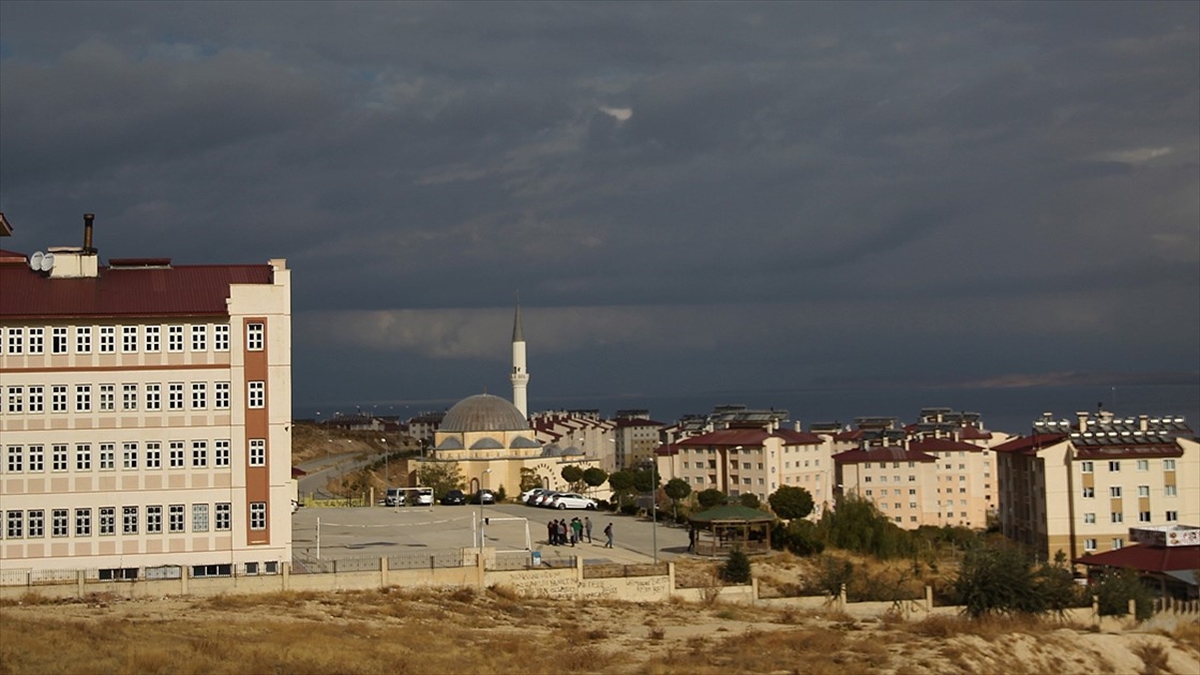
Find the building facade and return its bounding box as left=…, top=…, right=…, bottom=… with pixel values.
left=0, top=219, right=292, bottom=578
left=996, top=410, right=1200, bottom=563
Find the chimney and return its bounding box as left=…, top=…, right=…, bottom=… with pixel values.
left=1076, top=411, right=1089, bottom=433
left=794, top=421, right=801, bottom=432
left=83, top=213, right=95, bottom=252
left=1139, top=415, right=1148, bottom=432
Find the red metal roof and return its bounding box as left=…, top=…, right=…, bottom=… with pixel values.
left=677, top=427, right=824, bottom=448
left=832, top=447, right=937, bottom=463
left=909, top=438, right=984, bottom=453
left=992, top=433, right=1068, bottom=456
left=1074, top=544, right=1200, bottom=574
left=0, top=261, right=274, bottom=319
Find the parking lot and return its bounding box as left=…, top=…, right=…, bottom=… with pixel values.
left=291, top=501, right=692, bottom=566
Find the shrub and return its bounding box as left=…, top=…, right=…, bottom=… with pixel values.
left=721, top=547, right=752, bottom=584
left=620, top=503, right=639, bottom=516
left=1094, top=569, right=1155, bottom=621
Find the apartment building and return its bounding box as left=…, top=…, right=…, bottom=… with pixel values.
left=0, top=216, right=292, bottom=579
left=612, top=410, right=664, bottom=470
left=995, top=410, right=1199, bottom=563
left=529, top=410, right=616, bottom=472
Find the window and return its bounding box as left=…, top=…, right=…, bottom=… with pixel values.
left=1084, top=538, right=1097, bottom=552
left=0, top=438, right=21, bottom=470
left=1110, top=486, right=1122, bottom=498
left=76, top=326, right=92, bottom=353
left=169, top=442, right=185, bottom=468
left=99, top=443, right=115, bottom=470
left=168, top=383, right=184, bottom=410
left=146, top=505, right=163, bottom=534
left=99, top=384, right=115, bottom=411
left=215, top=503, right=231, bottom=531
left=99, top=326, right=115, bottom=353
left=75, top=444, right=91, bottom=471
left=192, top=564, right=232, bottom=578
left=1138, top=485, right=1150, bottom=497
left=51, top=385, right=67, bottom=412
left=52, top=327, right=68, bottom=354
left=214, top=325, right=230, bottom=351
left=168, top=325, right=184, bottom=352
left=27, top=510, right=44, bottom=538
left=1166, top=510, right=1178, bottom=522
left=1108, top=461, right=1120, bottom=472
left=27, top=386, right=43, bottom=413
left=122, top=326, right=138, bottom=353
left=908, top=488, right=916, bottom=495
left=169, top=504, right=185, bottom=533
left=99, top=507, right=115, bottom=535
left=247, top=322, right=265, bottom=351
left=122, top=506, right=139, bottom=535
left=28, top=328, right=44, bottom=354
left=1138, top=511, right=1151, bottom=523
left=75, top=508, right=92, bottom=536
left=215, top=440, right=230, bottom=467
left=1080, top=461, right=1093, bottom=473
left=1136, top=459, right=1148, bottom=472
left=250, top=502, right=267, bottom=530
left=1082, top=487, right=1095, bottom=498
left=75, top=384, right=92, bottom=412
left=191, top=324, right=207, bottom=351
left=191, top=382, right=207, bottom=409
left=248, top=381, right=265, bottom=408
left=28, top=446, right=44, bottom=472
left=193, top=504, right=210, bottom=532
left=6, top=511, right=23, bottom=538
left=122, top=384, right=138, bottom=411
left=145, top=383, right=161, bottom=411
left=742, top=462, right=750, bottom=470
left=1163, top=459, right=1176, bottom=471
left=214, top=382, right=230, bottom=409
left=7, top=386, right=23, bottom=413
left=1111, top=512, right=1123, bottom=523
left=245, top=562, right=259, bottom=575
left=192, top=441, right=207, bottom=468
left=6, top=328, right=22, bottom=354
left=141, top=442, right=161, bottom=469
left=1165, top=484, right=1177, bottom=497
left=144, top=325, right=160, bottom=352
left=1083, top=513, right=1095, bottom=524
left=122, top=442, right=138, bottom=470
left=52, top=445, right=68, bottom=472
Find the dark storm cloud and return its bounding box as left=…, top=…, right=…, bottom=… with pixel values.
left=1, top=1, right=1196, bottom=412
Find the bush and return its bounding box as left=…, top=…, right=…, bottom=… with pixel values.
left=771, top=519, right=824, bottom=556
left=721, top=548, right=752, bottom=584
left=1094, top=569, right=1154, bottom=621
left=620, top=503, right=639, bottom=516
left=953, top=543, right=1084, bottom=618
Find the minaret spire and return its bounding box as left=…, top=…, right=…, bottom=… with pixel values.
left=510, top=293, right=529, bottom=417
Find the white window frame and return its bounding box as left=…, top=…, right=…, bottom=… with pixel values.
left=248, top=381, right=265, bottom=408
left=215, top=503, right=231, bottom=531
left=215, top=440, right=231, bottom=467
left=122, top=326, right=138, bottom=353
left=191, top=324, right=207, bottom=352
left=250, top=502, right=267, bottom=530
left=168, top=325, right=184, bottom=352
left=98, top=384, right=115, bottom=412
left=51, top=385, right=68, bottom=413
left=99, top=326, right=115, bottom=353
left=247, top=322, right=265, bottom=351
left=191, top=382, right=207, bottom=409
left=76, top=326, right=92, bottom=354
left=52, top=327, right=68, bottom=354
left=214, top=325, right=230, bottom=351
left=192, top=441, right=207, bottom=468
left=122, top=383, right=138, bottom=411
left=144, top=325, right=161, bottom=353
left=75, top=444, right=91, bottom=471
left=145, top=383, right=161, bottom=411
left=168, top=383, right=184, bottom=410
left=28, top=328, right=44, bottom=354
left=7, top=327, right=23, bottom=354
left=214, top=382, right=230, bottom=409
left=249, top=439, right=266, bottom=467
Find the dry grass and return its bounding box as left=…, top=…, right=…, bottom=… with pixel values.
left=1133, top=641, right=1170, bottom=675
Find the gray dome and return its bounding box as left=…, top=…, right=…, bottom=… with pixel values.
left=441, top=394, right=529, bottom=432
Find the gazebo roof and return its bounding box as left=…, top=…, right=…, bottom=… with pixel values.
left=689, top=504, right=774, bottom=524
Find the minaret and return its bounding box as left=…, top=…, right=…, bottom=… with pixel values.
left=510, top=297, right=529, bottom=417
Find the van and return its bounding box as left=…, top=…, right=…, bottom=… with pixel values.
left=385, top=488, right=406, bottom=507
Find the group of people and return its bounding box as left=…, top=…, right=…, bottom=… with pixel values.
left=546, top=516, right=614, bottom=548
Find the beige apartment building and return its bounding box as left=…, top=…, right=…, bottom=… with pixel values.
left=0, top=216, right=293, bottom=579
left=996, top=410, right=1200, bottom=563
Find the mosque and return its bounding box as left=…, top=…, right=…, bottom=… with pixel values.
left=420, top=301, right=601, bottom=497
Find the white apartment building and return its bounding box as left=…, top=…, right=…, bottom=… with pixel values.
left=0, top=216, right=292, bottom=579
left=996, top=410, right=1200, bottom=563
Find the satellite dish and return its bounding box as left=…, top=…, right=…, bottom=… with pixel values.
left=30, top=251, right=44, bottom=270
left=41, top=252, right=55, bottom=272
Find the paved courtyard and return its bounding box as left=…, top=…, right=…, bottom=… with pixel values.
left=291, top=501, right=692, bottom=566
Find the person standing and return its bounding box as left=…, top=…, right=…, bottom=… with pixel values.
left=547, top=519, right=556, bottom=546
left=571, top=517, right=583, bottom=546
left=603, top=522, right=614, bottom=548
left=687, top=527, right=696, bottom=553
left=557, top=519, right=568, bottom=547
left=584, top=516, right=593, bottom=543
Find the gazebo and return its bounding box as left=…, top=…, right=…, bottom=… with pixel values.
left=687, top=504, right=774, bottom=557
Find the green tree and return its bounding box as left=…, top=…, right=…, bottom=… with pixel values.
left=738, top=493, right=761, bottom=509
left=721, top=547, right=752, bottom=584
left=519, top=467, right=542, bottom=493
left=768, top=485, right=815, bottom=521
left=771, top=519, right=825, bottom=556
left=815, top=554, right=854, bottom=597
left=1094, top=568, right=1155, bottom=621
left=607, top=470, right=635, bottom=509
left=417, top=461, right=464, bottom=500
left=561, top=464, right=586, bottom=492
left=954, top=543, right=1043, bottom=618
left=696, top=488, right=726, bottom=510
left=817, top=493, right=913, bottom=559
left=664, top=478, right=691, bottom=521
left=582, top=467, right=609, bottom=493
left=631, top=467, right=659, bottom=494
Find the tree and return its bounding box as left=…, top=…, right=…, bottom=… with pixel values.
left=816, top=493, right=913, bottom=559
left=561, top=464, right=586, bottom=492
left=631, top=467, right=659, bottom=494
left=519, top=467, right=542, bottom=493
left=417, top=461, right=464, bottom=500
left=664, top=478, right=691, bottom=521
left=768, top=485, right=815, bottom=521
left=1094, top=568, right=1154, bottom=621
left=721, top=547, right=752, bottom=584
left=696, top=488, right=726, bottom=510
left=738, top=493, right=760, bottom=509
left=954, top=543, right=1043, bottom=617
left=607, top=470, right=635, bottom=509
left=582, top=467, right=609, bottom=494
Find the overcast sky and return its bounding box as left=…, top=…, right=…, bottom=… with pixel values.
left=2, top=2, right=1197, bottom=420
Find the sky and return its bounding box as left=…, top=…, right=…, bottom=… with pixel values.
left=1, top=2, right=1197, bottom=425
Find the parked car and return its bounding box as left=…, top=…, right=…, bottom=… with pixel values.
left=548, top=493, right=598, bottom=510
left=470, top=489, right=496, bottom=505
left=440, top=489, right=467, bottom=506
left=533, top=491, right=561, bottom=507
left=522, top=488, right=549, bottom=505
left=291, top=499, right=299, bottom=514
left=414, top=490, right=434, bottom=507
left=385, top=488, right=406, bottom=507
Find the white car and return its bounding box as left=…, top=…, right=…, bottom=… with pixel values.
left=414, top=490, right=434, bottom=507
left=548, top=493, right=597, bottom=510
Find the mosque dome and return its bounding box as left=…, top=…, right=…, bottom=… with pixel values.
left=441, top=394, right=529, bottom=432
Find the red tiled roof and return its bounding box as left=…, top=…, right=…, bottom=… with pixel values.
left=0, top=262, right=274, bottom=319
left=909, top=438, right=984, bottom=453
left=832, top=447, right=937, bottom=463
left=613, top=417, right=664, bottom=428
left=1073, top=444, right=1183, bottom=460
left=992, top=433, right=1068, bottom=456
left=676, top=427, right=823, bottom=448
left=960, top=427, right=992, bottom=440
left=1074, top=544, right=1200, bottom=574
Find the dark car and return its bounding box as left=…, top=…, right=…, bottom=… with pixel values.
left=440, top=489, right=467, bottom=506
left=470, top=489, right=496, bottom=505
